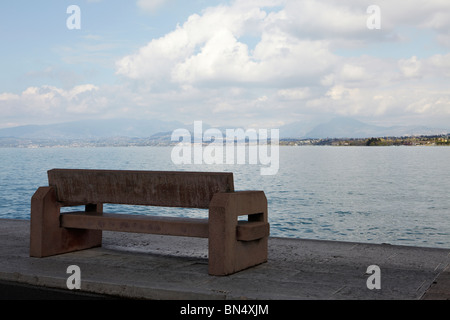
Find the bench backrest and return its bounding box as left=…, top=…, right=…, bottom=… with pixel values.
left=48, top=169, right=234, bottom=209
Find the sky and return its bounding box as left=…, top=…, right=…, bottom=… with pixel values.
left=1, top=0, right=450, bottom=130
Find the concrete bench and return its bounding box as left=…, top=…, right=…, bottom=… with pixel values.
left=30, top=169, right=269, bottom=275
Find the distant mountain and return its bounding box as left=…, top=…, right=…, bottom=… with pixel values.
left=280, top=117, right=449, bottom=139
left=304, top=117, right=374, bottom=139
left=0, top=119, right=185, bottom=140
left=1, top=117, right=448, bottom=142
left=278, top=117, right=326, bottom=138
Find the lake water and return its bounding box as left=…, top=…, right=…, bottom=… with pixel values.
left=1, top=146, right=449, bottom=249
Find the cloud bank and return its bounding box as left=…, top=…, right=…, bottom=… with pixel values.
left=1, top=0, right=450, bottom=129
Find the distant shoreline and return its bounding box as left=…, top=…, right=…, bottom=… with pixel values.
left=1, top=133, right=449, bottom=148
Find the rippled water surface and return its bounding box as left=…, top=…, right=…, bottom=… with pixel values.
left=1, top=146, right=449, bottom=248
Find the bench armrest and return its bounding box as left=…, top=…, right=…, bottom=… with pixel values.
left=208, top=191, right=269, bottom=275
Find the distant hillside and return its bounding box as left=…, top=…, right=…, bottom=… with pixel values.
left=0, top=119, right=184, bottom=140
left=1, top=117, right=448, bottom=142
left=280, top=117, right=449, bottom=139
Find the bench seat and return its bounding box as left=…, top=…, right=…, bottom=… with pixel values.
left=60, top=212, right=270, bottom=242
left=61, top=212, right=210, bottom=238
left=30, top=169, right=269, bottom=275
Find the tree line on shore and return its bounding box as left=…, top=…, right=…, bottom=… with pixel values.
left=280, top=134, right=450, bottom=146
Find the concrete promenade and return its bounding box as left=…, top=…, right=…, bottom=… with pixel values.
left=0, top=219, right=449, bottom=300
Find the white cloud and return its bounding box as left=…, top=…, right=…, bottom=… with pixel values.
left=339, top=64, right=367, bottom=82
left=281, top=0, right=369, bottom=38
left=277, top=87, right=311, bottom=100
left=117, top=1, right=338, bottom=88
left=397, top=53, right=450, bottom=80
left=398, top=56, right=422, bottom=78
left=0, top=92, right=19, bottom=101
left=426, top=53, right=450, bottom=76
left=0, top=85, right=108, bottom=126
left=171, top=28, right=257, bottom=85
left=137, top=0, right=168, bottom=13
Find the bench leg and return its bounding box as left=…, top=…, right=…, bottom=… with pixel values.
left=30, top=187, right=102, bottom=257
left=208, top=191, right=269, bottom=276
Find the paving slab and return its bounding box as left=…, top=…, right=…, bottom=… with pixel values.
left=0, top=219, right=449, bottom=300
